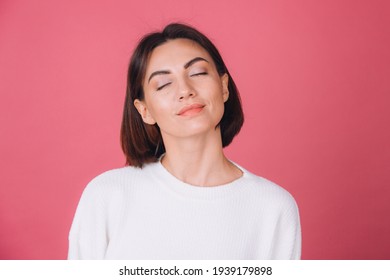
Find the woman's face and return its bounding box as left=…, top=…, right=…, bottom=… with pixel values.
left=135, top=38, right=229, bottom=140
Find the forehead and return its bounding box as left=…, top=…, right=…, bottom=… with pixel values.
left=145, top=39, right=214, bottom=72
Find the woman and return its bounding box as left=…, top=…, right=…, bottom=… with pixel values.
left=68, top=23, right=301, bottom=259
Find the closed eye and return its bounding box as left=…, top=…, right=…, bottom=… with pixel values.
left=156, top=82, right=171, bottom=91
left=191, top=72, right=208, bottom=77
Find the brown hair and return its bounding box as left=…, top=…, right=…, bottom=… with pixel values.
left=121, top=23, right=244, bottom=167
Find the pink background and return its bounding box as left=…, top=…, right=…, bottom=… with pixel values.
left=1, top=0, right=389, bottom=259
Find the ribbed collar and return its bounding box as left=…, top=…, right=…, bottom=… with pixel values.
left=144, top=157, right=251, bottom=200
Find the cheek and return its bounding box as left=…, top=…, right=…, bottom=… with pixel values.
left=146, top=98, right=172, bottom=123
left=209, top=84, right=226, bottom=104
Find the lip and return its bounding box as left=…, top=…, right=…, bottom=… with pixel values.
left=177, top=103, right=205, bottom=116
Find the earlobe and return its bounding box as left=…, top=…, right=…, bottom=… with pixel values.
left=222, top=73, right=229, bottom=102
left=134, top=99, right=156, bottom=125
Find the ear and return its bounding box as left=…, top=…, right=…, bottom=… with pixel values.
left=134, top=99, right=156, bottom=125
left=221, top=73, right=229, bottom=102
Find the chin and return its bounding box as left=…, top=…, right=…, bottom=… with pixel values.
left=180, top=122, right=221, bottom=137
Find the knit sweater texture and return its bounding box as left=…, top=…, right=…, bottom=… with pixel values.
left=68, top=160, right=301, bottom=259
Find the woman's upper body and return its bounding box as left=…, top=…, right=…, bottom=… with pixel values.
left=68, top=158, right=301, bottom=259
left=68, top=23, right=301, bottom=259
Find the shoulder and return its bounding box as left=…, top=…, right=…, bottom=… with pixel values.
left=87, top=165, right=142, bottom=187
left=238, top=165, right=299, bottom=213
left=80, top=164, right=151, bottom=201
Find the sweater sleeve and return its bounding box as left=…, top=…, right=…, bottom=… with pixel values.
left=289, top=202, right=302, bottom=260
left=68, top=180, right=108, bottom=259
left=271, top=196, right=302, bottom=260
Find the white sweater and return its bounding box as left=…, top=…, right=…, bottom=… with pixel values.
left=68, top=160, right=301, bottom=259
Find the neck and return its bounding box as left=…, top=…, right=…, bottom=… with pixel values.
left=160, top=128, right=242, bottom=187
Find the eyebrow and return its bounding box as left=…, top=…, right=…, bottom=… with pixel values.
left=147, top=57, right=209, bottom=84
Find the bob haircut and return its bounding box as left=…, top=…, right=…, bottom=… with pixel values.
left=121, top=23, right=244, bottom=168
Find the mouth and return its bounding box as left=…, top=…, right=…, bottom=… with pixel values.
left=177, top=103, right=205, bottom=116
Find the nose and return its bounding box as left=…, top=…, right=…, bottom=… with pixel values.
left=179, top=91, right=195, bottom=101
left=177, top=78, right=196, bottom=101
